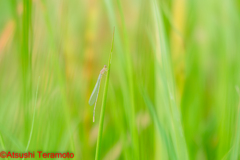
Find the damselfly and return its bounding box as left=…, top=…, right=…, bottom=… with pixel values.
left=89, top=65, right=108, bottom=122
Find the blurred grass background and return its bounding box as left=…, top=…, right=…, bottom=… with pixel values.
left=0, top=0, right=240, bottom=159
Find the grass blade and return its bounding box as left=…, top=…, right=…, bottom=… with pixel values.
left=95, top=27, right=115, bottom=160
left=23, top=77, right=40, bottom=160
left=141, top=88, right=177, bottom=160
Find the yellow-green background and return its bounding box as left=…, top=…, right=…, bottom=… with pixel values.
left=0, top=0, right=240, bottom=159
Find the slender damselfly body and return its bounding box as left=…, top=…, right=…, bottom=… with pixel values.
left=89, top=65, right=108, bottom=122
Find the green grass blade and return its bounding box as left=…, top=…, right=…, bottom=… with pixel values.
left=23, top=77, right=40, bottom=160
left=22, top=0, right=32, bottom=145
left=95, top=27, right=115, bottom=160
left=229, top=87, right=240, bottom=160
left=141, top=89, right=177, bottom=160
left=152, top=0, right=189, bottom=159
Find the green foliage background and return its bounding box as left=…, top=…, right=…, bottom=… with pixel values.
left=0, top=0, right=240, bottom=159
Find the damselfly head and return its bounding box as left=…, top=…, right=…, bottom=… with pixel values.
left=100, top=65, right=108, bottom=75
